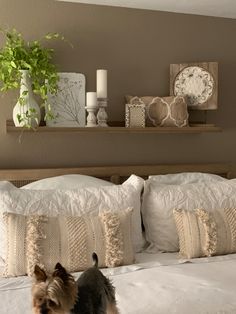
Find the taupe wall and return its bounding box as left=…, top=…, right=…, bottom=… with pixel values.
left=0, top=0, right=236, bottom=169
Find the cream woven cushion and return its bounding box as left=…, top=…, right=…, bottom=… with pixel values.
left=3, top=208, right=134, bottom=277
left=173, top=208, right=236, bottom=259
left=0, top=175, right=144, bottom=264
left=141, top=179, right=236, bottom=253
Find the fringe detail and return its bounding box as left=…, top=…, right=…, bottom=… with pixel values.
left=100, top=212, right=123, bottom=267
left=196, top=208, right=217, bottom=257
left=26, top=215, right=47, bottom=276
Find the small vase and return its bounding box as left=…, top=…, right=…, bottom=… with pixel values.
left=13, top=70, right=41, bottom=127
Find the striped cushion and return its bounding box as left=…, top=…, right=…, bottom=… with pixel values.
left=173, top=208, right=236, bottom=259
left=3, top=208, right=134, bottom=277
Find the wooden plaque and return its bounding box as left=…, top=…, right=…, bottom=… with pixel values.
left=170, top=62, right=218, bottom=110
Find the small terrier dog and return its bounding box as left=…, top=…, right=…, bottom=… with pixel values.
left=32, top=253, right=119, bottom=314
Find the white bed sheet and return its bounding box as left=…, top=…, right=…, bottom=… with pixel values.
left=0, top=253, right=236, bottom=313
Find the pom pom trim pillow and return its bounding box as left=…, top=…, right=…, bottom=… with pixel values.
left=0, top=175, right=144, bottom=265
left=173, top=207, right=236, bottom=259
left=141, top=179, right=236, bottom=253
left=3, top=208, right=134, bottom=277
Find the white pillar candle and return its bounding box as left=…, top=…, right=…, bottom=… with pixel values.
left=96, top=69, right=107, bottom=99
left=86, top=92, right=97, bottom=108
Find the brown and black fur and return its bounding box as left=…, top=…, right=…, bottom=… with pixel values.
left=32, top=253, right=119, bottom=314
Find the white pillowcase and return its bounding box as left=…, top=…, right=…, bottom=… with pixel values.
left=142, top=178, right=236, bottom=253
left=0, top=175, right=113, bottom=266
left=148, top=172, right=226, bottom=185
left=0, top=181, right=17, bottom=191
left=0, top=182, right=17, bottom=267
left=22, top=174, right=114, bottom=190
left=0, top=175, right=144, bottom=265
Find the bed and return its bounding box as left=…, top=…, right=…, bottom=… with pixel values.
left=0, top=163, right=235, bottom=314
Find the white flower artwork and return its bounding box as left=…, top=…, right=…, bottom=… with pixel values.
left=46, top=72, right=86, bottom=127
left=174, top=66, right=214, bottom=107
left=170, top=62, right=218, bottom=110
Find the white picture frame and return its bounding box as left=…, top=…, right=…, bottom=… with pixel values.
left=125, top=103, right=145, bottom=128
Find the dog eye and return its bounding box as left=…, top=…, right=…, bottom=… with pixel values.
left=48, top=300, right=57, bottom=308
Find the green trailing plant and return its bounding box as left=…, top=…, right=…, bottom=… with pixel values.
left=0, top=28, right=63, bottom=127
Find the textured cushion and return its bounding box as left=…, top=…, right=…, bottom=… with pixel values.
left=3, top=208, right=134, bottom=277
left=126, top=95, right=188, bottom=127
left=22, top=174, right=114, bottom=190
left=141, top=179, right=236, bottom=253
left=0, top=175, right=144, bottom=266
left=174, top=208, right=236, bottom=259
left=0, top=176, right=113, bottom=264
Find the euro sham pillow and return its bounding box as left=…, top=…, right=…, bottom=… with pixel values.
left=141, top=179, right=236, bottom=253
left=22, top=174, right=114, bottom=190
left=0, top=181, right=17, bottom=191
left=0, top=181, right=17, bottom=267
left=173, top=208, right=236, bottom=259
left=0, top=175, right=113, bottom=265
left=3, top=208, right=134, bottom=277
left=0, top=175, right=144, bottom=263
left=148, top=172, right=227, bottom=185
left=126, top=95, right=188, bottom=127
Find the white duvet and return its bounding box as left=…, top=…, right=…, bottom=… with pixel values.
left=1, top=253, right=236, bottom=314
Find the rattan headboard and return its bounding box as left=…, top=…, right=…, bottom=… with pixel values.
left=0, top=163, right=232, bottom=187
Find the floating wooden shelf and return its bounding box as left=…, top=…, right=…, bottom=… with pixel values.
left=6, top=120, right=222, bottom=134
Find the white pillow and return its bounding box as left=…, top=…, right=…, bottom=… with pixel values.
left=148, top=172, right=227, bottom=185
left=0, top=175, right=144, bottom=265
left=22, top=174, right=114, bottom=189
left=0, top=181, right=17, bottom=267
left=142, top=179, right=236, bottom=253
left=0, top=181, right=17, bottom=191
left=0, top=176, right=112, bottom=266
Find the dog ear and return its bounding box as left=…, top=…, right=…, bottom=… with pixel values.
left=54, top=262, right=66, bottom=272
left=34, top=265, right=47, bottom=282
left=53, top=263, right=69, bottom=282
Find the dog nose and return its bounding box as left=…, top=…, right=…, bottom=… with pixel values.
left=40, top=302, right=48, bottom=314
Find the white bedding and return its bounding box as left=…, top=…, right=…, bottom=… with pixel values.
left=1, top=253, right=236, bottom=314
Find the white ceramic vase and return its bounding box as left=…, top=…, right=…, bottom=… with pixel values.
left=13, top=70, right=41, bottom=127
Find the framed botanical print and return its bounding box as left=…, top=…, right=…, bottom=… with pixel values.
left=46, top=72, right=86, bottom=127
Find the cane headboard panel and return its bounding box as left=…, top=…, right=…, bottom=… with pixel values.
left=0, top=163, right=232, bottom=187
